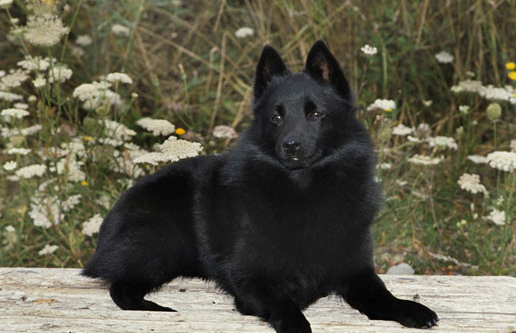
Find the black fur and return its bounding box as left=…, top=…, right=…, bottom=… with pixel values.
left=83, top=40, right=438, bottom=332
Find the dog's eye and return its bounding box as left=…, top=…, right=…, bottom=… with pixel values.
left=308, top=111, right=323, bottom=120
left=270, top=114, right=282, bottom=124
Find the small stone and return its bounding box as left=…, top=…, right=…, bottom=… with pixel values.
left=386, top=263, right=415, bottom=275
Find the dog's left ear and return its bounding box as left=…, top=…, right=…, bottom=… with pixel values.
left=305, top=40, right=352, bottom=101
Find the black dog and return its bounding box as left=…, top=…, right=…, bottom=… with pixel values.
left=83, top=40, right=438, bottom=332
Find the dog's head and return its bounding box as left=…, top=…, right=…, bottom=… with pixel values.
left=251, top=40, right=355, bottom=170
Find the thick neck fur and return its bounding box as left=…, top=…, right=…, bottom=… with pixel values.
left=225, top=118, right=376, bottom=195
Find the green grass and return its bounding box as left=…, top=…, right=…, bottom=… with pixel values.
left=0, top=0, right=515, bottom=275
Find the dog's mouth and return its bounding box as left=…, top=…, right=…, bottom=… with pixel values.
left=279, top=152, right=322, bottom=170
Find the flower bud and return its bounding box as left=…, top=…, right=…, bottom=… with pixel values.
left=486, top=103, right=501, bottom=121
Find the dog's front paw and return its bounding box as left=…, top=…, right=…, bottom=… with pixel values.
left=395, top=300, right=439, bottom=328
left=270, top=315, right=312, bottom=333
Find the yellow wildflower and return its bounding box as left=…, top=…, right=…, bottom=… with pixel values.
left=175, top=128, right=186, bottom=135
left=508, top=72, right=516, bottom=81
left=81, top=181, right=88, bottom=186
left=384, top=108, right=393, bottom=113
left=83, top=135, right=93, bottom=142
left=506, top=62, right=516, bottom=70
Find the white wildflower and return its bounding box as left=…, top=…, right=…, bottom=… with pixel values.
left=0, top=91, right=23, bottom=102
left=407, top=135, right=422, bottom=143
left=15, top=164, right=47, bottom=179
left=23, top=14, right=70, bottom=47
left=379, top=163, right=392, bottom=170
left=136, top=117, right=175, bottom=136
left=60, top=138, right=86, bottom=159
left=1, top=108, right=30, bottom=122
left=2, top=125, right=41, bottom=138
left=26, top=0, right=59, bottom=15
left=2, top=225, right=17, bottom=250
left=96, top=195, right=112, bottom=210
left=235, top=27, right=254, bottom=38
left=159, top=136, right=203, bottom=159
left=102, top=119, right=136, bottom=141
left=427, top=136, right=458, bottom=150
left=6, top=175, right=19, bottom=181
left=17, top=56, right=51, bottom=72
left=32, top=76, right=46, bottom=88
left=458, top=173, right=488, bottom=196
left=82, top=214, right=104, bottom=236
left=62, top=194, right=82, bottom=212
left=408, top=154, right=442, bottom=166
left=21, top=124, right=42, bottom=136
left=73, top=81, right=120, bottom=110
left=485, top=209, right=506, bottom=226
left=48, top=64, right=73, bottom=83
left=28, top=95, right=37, bottom=103
left=360, top=44, right=377, bottom=56
left=97, top=137, right=124, bottom=147
left=459, top=105, right=470, bottom=115
left=73, top=83, right=100, bottom=101
left=392, top=124, right=414, bottom=136
left=1, top=70, right=29, bottom=88
left=7, top=147, right=31, bottom=155
left=479, top=85, right=515, bottom=102
left=213, top=125, right=237, bottom=139
left=435, top=50, right=454, bottom=64
left=75, top=34, right=92, bottom=46
left=112, top=24, right=130, bottom=36
left=56, top=158, right=85, bottom=182
left=29, top=197, right=60, bottom=228
left=38, top=244, right=58, bottom=256
left=423, top=100, right=433, bottom=107
left=367, top=99, right=396, bottom=112
left=106, top=72, right=133, bottom=85
left=416, top=123, right=431, bottom=137
left=132, top=152, right=169, bottom=166
left=134, top=136, right=202, bottom=165
left=450, top=79, right=483, bottom=94
left=467, top=155, right=489, bottom=164
left=13, top=103, right=28, bottom=110
left=3, top=161, right=17, bottom=171
left=487, top=151, right=516, bottom=172
left=451, top=80, right=515, bottom=104
left=0, top=0, right=13, bottom=8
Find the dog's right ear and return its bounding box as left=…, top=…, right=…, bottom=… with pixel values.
left=254, top=45, right=289, bottom=99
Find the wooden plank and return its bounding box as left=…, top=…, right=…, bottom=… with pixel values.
left=0, top=268, right=515, bottom=332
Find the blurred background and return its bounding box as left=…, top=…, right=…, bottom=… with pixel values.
left=0, top=0, right=515, bottom=275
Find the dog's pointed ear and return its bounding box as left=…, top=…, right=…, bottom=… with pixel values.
left=305, top=40, right=352, bottom=100
left=254, top=45, right=289, bottom=99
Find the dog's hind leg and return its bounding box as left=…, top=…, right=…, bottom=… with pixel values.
left=110, top=280, right=176, bottom=312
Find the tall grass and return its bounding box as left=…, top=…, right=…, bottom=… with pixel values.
left=0, top=0, right=515, bottom=275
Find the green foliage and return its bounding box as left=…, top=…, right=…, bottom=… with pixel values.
left=0, top=0, right=515, bottom=275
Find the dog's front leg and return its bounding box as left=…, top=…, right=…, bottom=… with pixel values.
left=231, top=277, right=311, bottom=333
left=339, top=269, right=439, bottom=328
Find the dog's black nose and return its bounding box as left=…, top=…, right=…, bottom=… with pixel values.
left=282, top=139, right=301, bottom=155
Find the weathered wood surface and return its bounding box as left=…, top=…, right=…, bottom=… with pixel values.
left=0, top=268, right=515, bottom=332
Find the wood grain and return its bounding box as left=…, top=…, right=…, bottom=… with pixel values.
left=1, top=268, right=515, bottom=332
